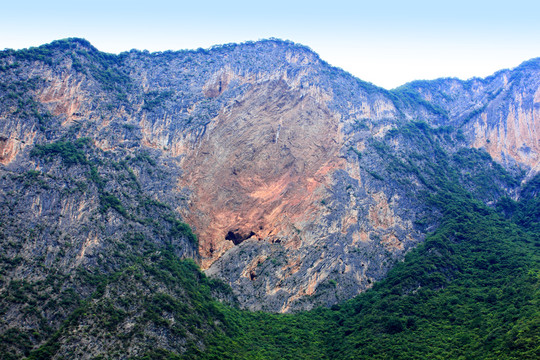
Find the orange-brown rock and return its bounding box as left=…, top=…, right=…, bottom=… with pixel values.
left=470, top=88, right=540, bottom=175
left=180, top=79, right=345, bottom=269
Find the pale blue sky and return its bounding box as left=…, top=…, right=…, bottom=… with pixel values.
left=2, top=0, right=540, bottom=89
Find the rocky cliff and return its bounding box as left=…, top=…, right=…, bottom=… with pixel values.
left=396, top=60, right=540, bottom=176
left=0, top=38, right=537, bottom=336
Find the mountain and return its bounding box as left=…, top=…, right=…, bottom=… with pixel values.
left=0, top=38, right=538, bottom=359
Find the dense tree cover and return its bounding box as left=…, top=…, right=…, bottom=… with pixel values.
left=496, top=174, right=540, bottom=233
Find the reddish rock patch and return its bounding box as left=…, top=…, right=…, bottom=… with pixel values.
left=180, top=79, right=345, bottom=268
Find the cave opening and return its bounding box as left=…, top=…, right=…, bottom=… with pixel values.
left=225, top=230, right=256, bottom=245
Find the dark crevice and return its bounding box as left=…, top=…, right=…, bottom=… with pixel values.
left=225, top=230, right=256, bottom=245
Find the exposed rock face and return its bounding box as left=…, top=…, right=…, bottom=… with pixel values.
left=398, top=61, right=540, bottom=176
left=181, top=79, right=345, bottom=268
left=0, top=38, right=538, bottom=321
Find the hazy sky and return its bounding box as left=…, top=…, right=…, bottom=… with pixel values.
left=2, top=0, right=540, bottom=89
